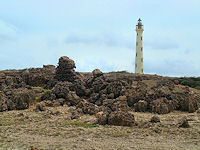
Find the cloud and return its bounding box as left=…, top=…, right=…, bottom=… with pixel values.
left=145, top=36, right=179, bottom=50
left=65, top=31, right=133, bottom=49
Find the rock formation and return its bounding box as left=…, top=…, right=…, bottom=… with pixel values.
left=0, top=56, right=200, bottom=127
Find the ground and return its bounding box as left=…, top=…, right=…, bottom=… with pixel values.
left=0, top=106, right=199, bottom=150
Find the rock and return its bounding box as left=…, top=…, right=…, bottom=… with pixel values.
left=178, top=116, right=190, bottom=128
left=96, top=111, right=109, bottom=125
left=11, top=88, right=35, bottom=110
left=134, top=100, right=147, bottom=112
left=77, top=100, right=99, bottom=115
left=150, top=116, right=160, bottom=123
left=92, top=69, right=103, bottom=78
left=71, top=108, right=83, bottom=120
left=54, top=56, right=77, bottom=82
left=196, top=108, right=200, bottom=114
left=40, top=90, right=56, bottom=101
left=52, top=82, right=70, bottom=98
left=150, top=98, right=169, bottom=114
left=35, top=102, right=46, bottom=112
left=66, top=91, right=81, bottom=106
left=108, top=111, right=135, bottom=127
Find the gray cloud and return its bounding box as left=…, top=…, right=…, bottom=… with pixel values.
left=145, top=37, right=179, bottom=50
left=65, top=32, right=133, bottom=49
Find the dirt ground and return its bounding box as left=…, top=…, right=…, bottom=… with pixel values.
left=0, top=105, right=200, bottom=150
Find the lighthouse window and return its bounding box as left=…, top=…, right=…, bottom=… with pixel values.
left=141, top=58, right=143, bottom=62
left=141, top=37, right=143, bottom=40
left=136, top=42, right=138, bottom=46
left=141, top=47, right=143, bottom=51
left=136, top=64, right=137, bottom=68
left=136, top=53, right=137, bottom=57
left=137, top=33, right=138, bottom=36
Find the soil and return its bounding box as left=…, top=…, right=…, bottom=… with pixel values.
left=0, top=105, right=199, bottom=150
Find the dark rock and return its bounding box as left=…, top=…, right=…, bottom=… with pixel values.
left=150, top=115, right=160, bottom=123
left=40, top=90, right=56, bottom=101
left=108, top=111, right=135, bottom=127
left=150, top=98, right=170, bottom=114
left=92, top=69, right=103, bottom=78
left=54, top=56, right=77, bottom=82
left=77, top=99, right=99, bottom=115
left=96, top=111, right=109, bottom=125
left=178, top=116, right=190, bottom=128
left=134, top=100, right=147, bottom=112
left=11, top=88, right=35, bottom=110
left=66, top=91, right=81, bottom=106
left=35, top=102, right=46, bottom=112
left=52, top=82, right=70, bottom=98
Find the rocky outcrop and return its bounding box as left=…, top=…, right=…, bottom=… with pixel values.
left=54, top=56, right=77, bottom=82
left=97, top=111, right=135, bottom=127
left=0, top=56, right=200, bottom=128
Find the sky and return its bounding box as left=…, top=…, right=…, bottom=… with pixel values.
left=0, top=0, right=199, bottom=76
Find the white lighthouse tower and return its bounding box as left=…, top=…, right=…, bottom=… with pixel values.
left=135, top=18, right=144, bottom=74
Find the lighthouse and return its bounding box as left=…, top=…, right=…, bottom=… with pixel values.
left=135, top=18, right=144, bottom=74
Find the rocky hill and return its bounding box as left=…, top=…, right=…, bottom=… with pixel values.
left=0, top=56, right=200, bottom=127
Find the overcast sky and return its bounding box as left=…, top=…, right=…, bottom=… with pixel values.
left=0, top=0, right=199, bottom=76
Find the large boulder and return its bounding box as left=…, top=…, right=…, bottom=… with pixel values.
left=92, top=69, right=103, bottom=78
left=108, top=111, right=135, bottom=127
left=54, top=56, right=77, bottom=82
left=11, top=88, right=35, bottom=110
left=0, top=92, right=15, bottom=111
left=134, top=100, right=148, bottom=112
left=150, top=98, right=170, bottom=114
left=52, top=82, right=70, bottom=98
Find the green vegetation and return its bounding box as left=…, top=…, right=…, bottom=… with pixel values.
left=176, top=77, right=200, bottom=90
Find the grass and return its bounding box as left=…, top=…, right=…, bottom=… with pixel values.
left=66, top=121, right=99, bottom=128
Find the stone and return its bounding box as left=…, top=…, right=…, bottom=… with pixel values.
left=54, top=56, right=77, bottom=82
left=35, top=102, right=46, bottom=112
left=52, top=82, right=70, bottom=98
left=96, top=111, right=108, bottom=125
left=66, top=91, right=81, bottom=106
left=150, top=98, right=169, bottom=114
left=178, top=116, right=190, bottom=128
left=92, top=69, right=103, bottom=78
left=134, top=100, right=147, bottom=112
left=108, top=111, right=135, bottom=127
left=150, top=116, right=160, bottom=123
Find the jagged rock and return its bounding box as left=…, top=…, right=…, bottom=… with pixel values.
left=66, top=91, right=81, bottom=106
left=96, top=111, right=109, bottom=125
left=150, top=116, right=160, bottom=123
left=108, top=111, right=135, bottom=127
left=77, top=99, right=99, bottom=115
left=40, top=90, right=56, bottom=101
left=11, top=88, right=35, bottom=110
left=92, top=69, right=103, bottom=78
left=0, top=93, right=15, bottom=111
left=150, top=98, right=170, bottom=114
left=55, top=56, right=77, bottom=82
left=71, top=108, right=83, bottom=120
left=178, top=116, right=190, bottom=128
left=102, top=97, right=129, bottom=113
left=52, top=82, right=70, bottom=98
left=35, top=102, right=46, bottom=112
left=134, top=100, right=147, bottom=112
